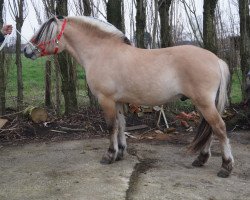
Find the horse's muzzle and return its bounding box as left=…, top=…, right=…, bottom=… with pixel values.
left=24, top=47, right=36, bottom=60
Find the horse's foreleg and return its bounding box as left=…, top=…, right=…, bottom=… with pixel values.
left=99, top=96, right=119, bottom=164
left=116, top=103, right=127, bottom=161
left=198, top=105, right=234, bottom=178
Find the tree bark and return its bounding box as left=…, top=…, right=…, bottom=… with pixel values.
left=56, top=0, right=78, bottom=115
left=81, top=0, right=99, bottom=108
left=83, top=0, right=91, bottom=16
left=107, top=0, right=124, bottom=33
left=136, top=0, right=146, bottom=48
left=0, top=0, right=6, bottom=115
left=15, top=0, right=25, bottom=111
left=158, top=0, right=172, bottom=48
left=45, top=60, right=52, bottom=108
left=239, top=0, right=250, bottom=103
left=54, top=57, right=61, bottom=115
left=203, top=0, right=218, bottom=54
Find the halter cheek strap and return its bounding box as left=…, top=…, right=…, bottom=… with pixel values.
left=37, top=18, right=67, bottom=56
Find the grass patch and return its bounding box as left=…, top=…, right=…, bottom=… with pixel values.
left=5, top=55, right=87, bottom=108
left=230, top=69, right=242, bottom=104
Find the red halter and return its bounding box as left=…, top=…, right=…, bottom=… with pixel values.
left=36, top=19, right=67, bottom=56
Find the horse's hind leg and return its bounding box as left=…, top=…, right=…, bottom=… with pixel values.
left=99, top=96, right=119, bottom=164
left=116, top=103, right=127, bottom=161
left=192, top=132, right=213, bottom=167
left=197, top=104, right=234, bottom=177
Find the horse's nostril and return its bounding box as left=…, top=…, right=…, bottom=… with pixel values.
left=24, top=47, right=33, bottom=59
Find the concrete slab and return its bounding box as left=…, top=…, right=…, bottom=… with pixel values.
left=0, top=132, right=249, bottom=200
left=127, top=136, right=250, bottom=200
left=0, top=139, right=138, bottom=200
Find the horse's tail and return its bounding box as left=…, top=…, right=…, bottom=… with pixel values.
left=189, top=59, right=230, bottom=153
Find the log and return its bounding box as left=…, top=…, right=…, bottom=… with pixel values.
left=0, top=118, right=8, bottom=129
left=23, top=106, right=48, bottom=123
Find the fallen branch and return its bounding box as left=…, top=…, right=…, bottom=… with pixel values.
left=0, top=110, right=23, bottom=118
left=50, top=130, right=67, bottom=134
left=59, top=126, right=87, bottom=132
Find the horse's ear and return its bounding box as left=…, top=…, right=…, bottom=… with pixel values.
left=54, top=15, right=64, bottom=24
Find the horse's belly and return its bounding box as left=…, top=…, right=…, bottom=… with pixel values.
left=116, top=80, right=182, bottom=105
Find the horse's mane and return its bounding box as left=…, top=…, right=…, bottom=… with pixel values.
left=67, top=16, right=131, bottom=45
left=32, top=17, right=58, bottom=44
left=33, top=16, right=131, bottom=45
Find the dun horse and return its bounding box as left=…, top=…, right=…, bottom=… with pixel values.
left=24, top=16, right=234, bottom=178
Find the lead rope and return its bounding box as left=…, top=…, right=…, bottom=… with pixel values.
left=0, top=27, right=37, bottom=51
left=0, top=34, right=9, bottom=51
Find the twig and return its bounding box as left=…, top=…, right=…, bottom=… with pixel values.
left=50, top=130, right=67, bottom=134
left=99, top=125, right=104, bottom=132
left=0, top=128, right=19, bottom=132
left=0, top=110, right=23, bottom=118
left=59, top=126, right=87, bottom=132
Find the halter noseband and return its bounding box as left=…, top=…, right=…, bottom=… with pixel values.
left=35, top=18, right=67, bottom=56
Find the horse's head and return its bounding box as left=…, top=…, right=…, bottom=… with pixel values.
left=24, top=16, right=67, bottom=60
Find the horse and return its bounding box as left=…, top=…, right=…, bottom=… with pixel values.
left=24, top=16, right=234, bottom=178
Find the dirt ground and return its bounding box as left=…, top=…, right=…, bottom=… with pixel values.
left=126, top=131, right=250, bottom=200
left=0, top=130, right=249, bottom=200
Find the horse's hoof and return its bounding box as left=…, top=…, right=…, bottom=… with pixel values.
left=217, top=168, right=231, bottom=178
left=115, top=149, right=125, bottom=161
left=100, top=150, right=116, bottom=164
left=192, top=159, right=204, bottom=167
left=100, top=156, right=113, bottom=164
left=115, top=153, right=124, bottom=161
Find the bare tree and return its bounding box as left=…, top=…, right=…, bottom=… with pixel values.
left=136, top=0, right=146, bottom=48
left=158, top=0, right=172, bottom=48
left=239, top=0, right=250, bottom=103
left=55, top=0, right=78, bottom=115
left=152, top=0, right=159, bottom=48
left=203, top=0, right=218, bottom=54
left=9, top=0, right=28, bottom=111
left=0, top=0, right=6, bottom=114
left=107, top=0, right=124, bottom=32
left=181, top=0, right=203, bottom=46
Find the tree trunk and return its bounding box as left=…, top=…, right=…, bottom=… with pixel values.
left=45, top=60, right=52, bottom=108
left=203, top=0, right=218, bottom=54
left=136, top=0, right=146, bottom=48
left=158, top=0, right=172, bottom=48
left=56, top=0, right=78, bottom=115
left=239, top=0, right=250, bottom=103
left=152, top=0, right=158, bottom=48
left=107, top=0, right=124, bottom=33
left=0, top=52, right=6, bottom=115
left=83, top=0, right=91, bottom=16
left=0, top=0, right=6, bottom=115
left=81, top=0, right=99, bottom=108
left=15, top=0, right=25, bottom=111
left=54, top=57, right=61, bottom=115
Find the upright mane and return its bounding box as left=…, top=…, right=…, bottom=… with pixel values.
left=67, top=16, right=131, bottom=45
left=32, top=17, right=58, bottom=44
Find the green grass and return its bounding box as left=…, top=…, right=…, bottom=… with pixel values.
left=5, top=55, right=87, bottom=108
left=5, top=55, right=243, bottom=109
left=230, top=69, right=242, bottom=104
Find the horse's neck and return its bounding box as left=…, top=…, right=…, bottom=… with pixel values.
left=63, top=27, right=124, bottom=71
